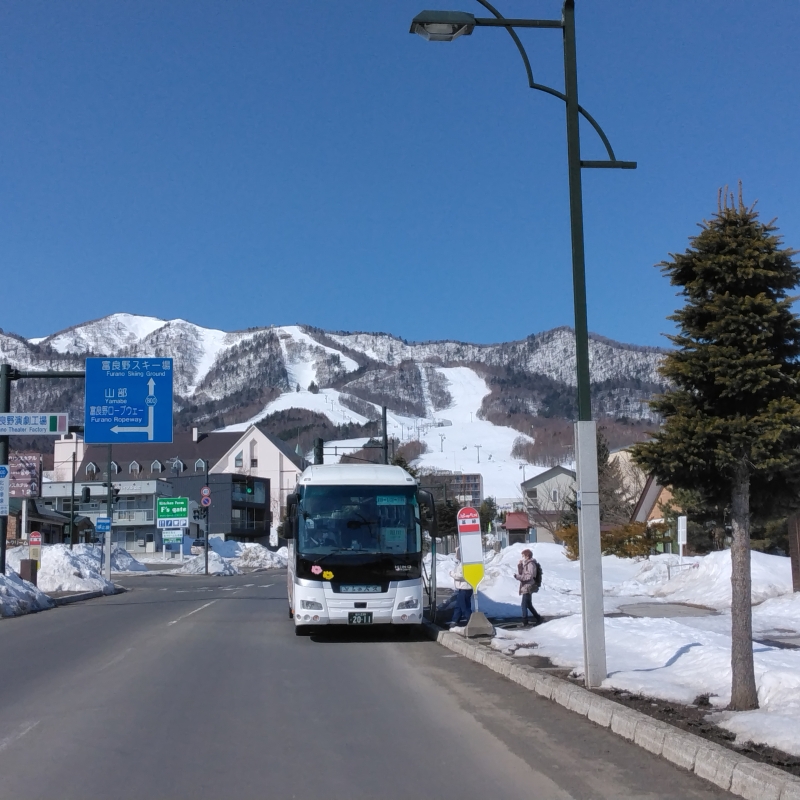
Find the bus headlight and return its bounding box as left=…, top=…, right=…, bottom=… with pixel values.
left=301, top=599, right=323, bottom=610
left=397, top=597, right=419, bottom=610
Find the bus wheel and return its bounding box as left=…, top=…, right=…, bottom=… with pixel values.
left=289, top=608, right=293, bottom=619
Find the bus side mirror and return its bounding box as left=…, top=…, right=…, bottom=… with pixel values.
left=417, top=490, right=439, bottom=539
left=284, top=493, right=300, bottom=540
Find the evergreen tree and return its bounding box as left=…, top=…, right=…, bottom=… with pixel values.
left=479, top=497, right=498, bottom=532
left=632, top=188, right=800, bottom=711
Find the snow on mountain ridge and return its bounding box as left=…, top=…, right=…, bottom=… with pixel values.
left=326, top=327, right=663, bottom=387
left=42, top=313, right=169, bottom=355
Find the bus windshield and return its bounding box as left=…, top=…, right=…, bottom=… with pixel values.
left=298, top=485, right=421, bottom=557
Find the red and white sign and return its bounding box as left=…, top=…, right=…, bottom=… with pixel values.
left=200, top=486, right=211, bottom=498
left=201, top=496, right=211, bottom=507
left=457, top=506, right=480, bottom=534
left=29, top=531, right=42, bottom=546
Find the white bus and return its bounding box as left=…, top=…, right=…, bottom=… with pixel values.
left=284, top=463, right=438, bottom=634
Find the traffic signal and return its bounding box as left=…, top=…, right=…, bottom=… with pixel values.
left=112, top=487, right=120, bottom=502
left=314, top=437, right=324, bottom=465
left=81, top=487, right=91, bottom=503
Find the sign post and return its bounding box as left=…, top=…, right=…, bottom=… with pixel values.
left=0, top=465, right=8, bottom=517
left=457, top=507, right=494, bottom=637
left=84, top=358, right=173, bottom=444
left=158, top=498, right=188, bottom=560
left=0, top=414, right=68, bottom=436
left=677, top=515, right=687, bottom=564
left=95, top=516, right=111, bottom=572
left=28, top=530, right=42, bottom=565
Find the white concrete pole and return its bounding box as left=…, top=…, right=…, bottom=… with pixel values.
left=575, top=421, right=607, bottom=688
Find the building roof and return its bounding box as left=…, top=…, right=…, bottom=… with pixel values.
left=504, top=511, right=530, bottom=531
left=259, top=429, right=304, bottom=470
left=78, top=430, right=242, bottom=480
left=520, top=465, right=575, bottom=490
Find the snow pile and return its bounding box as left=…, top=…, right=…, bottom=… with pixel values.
left=171, top=551, right=240, bottom=576
left=6, top=545, right=117, bottom=595
left=72, top=544, right=148, bottom=573
left=209, top=538, right=247, bottom=559
left=0, top=571, right=53, bottom=617
left=607, top=550, right=792, bottom=610
left=493, top=613, right=800, bottom=757
left=231, top=544, right=287, bottom=572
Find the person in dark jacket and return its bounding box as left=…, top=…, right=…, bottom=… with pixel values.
left=514, top=549, right=542, bottom=627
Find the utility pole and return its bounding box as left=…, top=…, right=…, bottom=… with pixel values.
left=104, top=445, right=112, bottom=581
left=474, top=445, right=481, bottom=464
left=439, top=433, right=446, bottom=452
left=70, top=451, right=76, bottom=550
left=382, top=406, right=389, bottom=465
left=0, top=364, right=10, bottom=574
left=204, top=460, right=209, bottom=577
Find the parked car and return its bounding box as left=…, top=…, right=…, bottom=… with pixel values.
left=190, top=538, right=207, bottom=555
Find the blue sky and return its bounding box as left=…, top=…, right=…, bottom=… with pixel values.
left=1, top=1, right=798, bottom=348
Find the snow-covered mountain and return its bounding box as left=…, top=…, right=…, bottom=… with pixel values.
left=2, top=313, right=666, bottom=497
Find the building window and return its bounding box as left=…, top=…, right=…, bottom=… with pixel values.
left=529, top=488, right=538, bottom=500
left=151, top=460, right=162, bottom=473
left=195, top=459, right=205, bottom=472
left=172, top=459, right=184, bottom=473
left=234, top=451, right=243, bottom=469
left=85, top=462, right=97, bottom=477
left=551, top=489, right=559, bottom=504
left=111, top=461, right=120, bottom=474
left=250, top=459, right=258, bottom=468
left=129, top=461, right=140, bottom=475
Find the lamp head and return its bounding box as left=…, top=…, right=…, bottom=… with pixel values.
left=410, top=10, right=475, bottom=42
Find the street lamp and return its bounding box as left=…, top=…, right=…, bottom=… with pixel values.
left=410, top=0, right=635, bottom=688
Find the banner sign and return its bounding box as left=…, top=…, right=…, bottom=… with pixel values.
left=0, top=414, right=68, bottom=436
left=456, top=506, right=485, bottom=591
left=9, top=453, right=41, bottom=497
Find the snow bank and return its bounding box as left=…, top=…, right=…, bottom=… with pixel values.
left=0, top=571, right=53, bottom=617
left=493, top=612, right=800, bottom=756
left=231, top=545, right=287, bottom=572
left=608, top=550, right=792, bottom=610
left=6, top=545, right=116, bottom=595
left=209, top=538, right=246, bottom=559
left=171, top=551, right=240, bottom=576
left=72, top=544, right=148, bottom=573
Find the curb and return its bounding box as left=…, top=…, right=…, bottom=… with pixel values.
left=422, top=620, right=800, bottom=800
left=51, top=585, right=127, bottom=607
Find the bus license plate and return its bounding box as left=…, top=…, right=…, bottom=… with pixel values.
left=348, top=612, right=373, bottom=625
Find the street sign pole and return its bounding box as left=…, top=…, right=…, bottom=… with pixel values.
left=105, top=444, right=112, bottom=581
left=204, top=461, right=209, bottom=576
left=0, top=364, right=11, bottom=574
left=678, top=515, right=688, bottom=564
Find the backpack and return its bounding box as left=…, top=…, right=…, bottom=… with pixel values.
left=532, top=559, right=543, bottom=593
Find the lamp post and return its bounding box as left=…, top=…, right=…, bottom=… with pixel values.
left=410, top=0, right=635, bottom=687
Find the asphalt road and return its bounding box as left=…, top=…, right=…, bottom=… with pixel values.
left=0, top=571, right=735, bottom=800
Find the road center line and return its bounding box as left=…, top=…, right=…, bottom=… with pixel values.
left=0, top=721, right=40, bottom=754
left=167, top=600, right=218, bottom=626
left=259, top=584, right=274, bottom=588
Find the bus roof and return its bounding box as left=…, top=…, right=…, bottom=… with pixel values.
left=298, top=464, right=417, bottom=487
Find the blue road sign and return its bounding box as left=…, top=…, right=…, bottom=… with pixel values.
left=95, top=516, right=111, bottom=532
left=84, top=357, right=173, bottom=443
left=0, top=466, right=8, bottom=479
